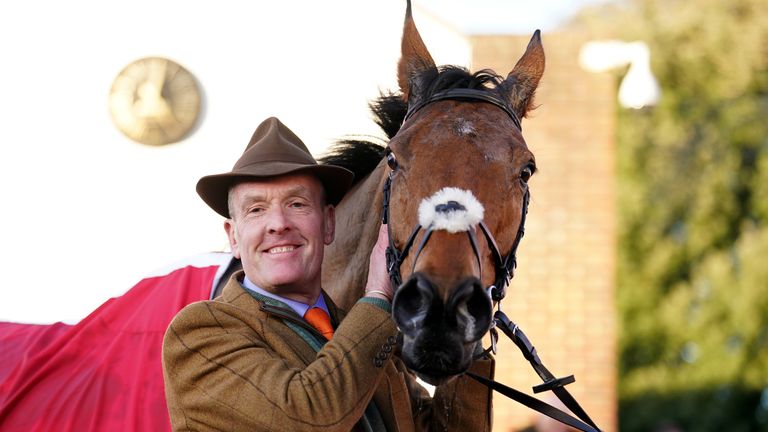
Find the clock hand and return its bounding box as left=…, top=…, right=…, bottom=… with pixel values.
left=134, top=59, right=174, bottom=121
left=149, top=59, right=167, bottom=99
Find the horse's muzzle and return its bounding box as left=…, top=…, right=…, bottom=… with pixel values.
left=391, top=272, right=493, bottom=383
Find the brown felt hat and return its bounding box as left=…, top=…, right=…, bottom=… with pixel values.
left=196, top=117, right=354, bottom=218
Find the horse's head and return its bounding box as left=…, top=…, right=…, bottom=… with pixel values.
left=386, top=1, right=545, bottom=385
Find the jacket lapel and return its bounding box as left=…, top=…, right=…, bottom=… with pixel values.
left=220, top=274, right=319, bottom=364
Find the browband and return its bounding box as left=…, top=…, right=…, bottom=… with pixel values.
left=403, top=88, right=522, bottom=131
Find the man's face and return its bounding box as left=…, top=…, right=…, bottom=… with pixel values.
left=225, top=174, right=335, bottom=299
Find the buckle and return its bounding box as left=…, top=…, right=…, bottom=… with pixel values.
left=532, top=375, right=575, bottom=394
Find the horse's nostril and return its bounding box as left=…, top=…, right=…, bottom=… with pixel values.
left=448, top=278, right=493, bottom=343
left=467, top=283, right=491, bottom=321
left=392, top=273, right=435, bottom=335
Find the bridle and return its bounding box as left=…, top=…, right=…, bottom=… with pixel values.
left=380, top=88, right=602, bottom=432
left=384, top=88, right=527, bottom=302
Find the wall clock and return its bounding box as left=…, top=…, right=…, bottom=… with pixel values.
left=108, top=57, right=201, bottom=146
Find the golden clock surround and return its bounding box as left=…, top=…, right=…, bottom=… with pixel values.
left=108, top=57, right=201, bottom=146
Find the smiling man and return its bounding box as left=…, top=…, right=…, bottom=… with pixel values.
left=225, top=174, right=336, bottom=305
left=162, top=117, right=494, bottom=431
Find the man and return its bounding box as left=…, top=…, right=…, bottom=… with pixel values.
left=162, top=117, right=494, bottom=431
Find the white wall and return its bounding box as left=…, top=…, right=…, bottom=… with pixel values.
left=0, top=0, right=470, bottom=323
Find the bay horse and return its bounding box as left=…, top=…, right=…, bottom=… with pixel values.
left=321, top=1, right=544, bottom=387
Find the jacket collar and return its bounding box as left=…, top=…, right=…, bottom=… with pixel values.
left=220, top=271, right=348, bottom=349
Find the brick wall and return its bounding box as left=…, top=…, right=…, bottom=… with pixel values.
left=470, top=32, right=618, bottom=431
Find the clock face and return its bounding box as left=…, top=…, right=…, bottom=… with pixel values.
left=108, top=57, right=201, bottom=146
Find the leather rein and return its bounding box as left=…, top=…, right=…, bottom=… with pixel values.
left=381, top=88, right=601, bottom=432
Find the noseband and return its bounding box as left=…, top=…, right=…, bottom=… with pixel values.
left=379, top=88, right=602, bottom=432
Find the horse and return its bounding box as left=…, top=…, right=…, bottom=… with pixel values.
left=321, top=0, right=544, bottom=387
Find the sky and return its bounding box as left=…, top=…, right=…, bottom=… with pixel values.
left=417, top=0, right=613, bottom=34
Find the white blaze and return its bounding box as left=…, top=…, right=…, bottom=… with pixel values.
left=418, top=187, right=485, bottom=233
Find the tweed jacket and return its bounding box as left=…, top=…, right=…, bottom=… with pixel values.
left=163, top=272, right=494, bottom=431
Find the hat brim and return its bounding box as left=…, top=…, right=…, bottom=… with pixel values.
left=197, top=162, right=354, bottom=218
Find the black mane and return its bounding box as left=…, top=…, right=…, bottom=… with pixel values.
left=417, top=66, right=504, bottom=98
left=318, top=93, right=404, bottom=184
left=319, top=66, right=504, bottom=186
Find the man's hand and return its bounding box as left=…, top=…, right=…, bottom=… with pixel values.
left=364, top=224, right=394, bottom=302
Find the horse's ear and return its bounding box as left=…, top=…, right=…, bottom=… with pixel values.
left=397, top=0, right=436, bottom=102
left=499, top=30, right=545, bottom=121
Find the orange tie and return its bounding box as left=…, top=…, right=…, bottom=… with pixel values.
left=304, top=307, right=334, bottom=340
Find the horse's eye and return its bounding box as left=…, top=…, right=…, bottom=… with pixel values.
left=520, top=166, right=533, bottom=183
left=387, top=151, right=399, bottom=171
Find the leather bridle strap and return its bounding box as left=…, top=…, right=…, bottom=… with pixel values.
left=469, top=310, right=601, bottom=432
left=381, top=171, right=421, bottom=288
left=466, top=372, right=599, bottom=432
left=404, top=88, right=522, bottom=131
left=478, top=187, right=529, bottom=302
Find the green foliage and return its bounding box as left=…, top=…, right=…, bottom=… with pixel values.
left=576, top=0, right=768, bottom=430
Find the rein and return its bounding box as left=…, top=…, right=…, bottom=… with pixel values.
left=381, top=88, right=602, bottom=432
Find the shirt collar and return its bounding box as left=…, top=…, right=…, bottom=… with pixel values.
left=242, top=277, right=329, bottom=317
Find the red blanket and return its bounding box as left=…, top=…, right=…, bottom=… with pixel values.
left=0, top=253, right=232, bottom=431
